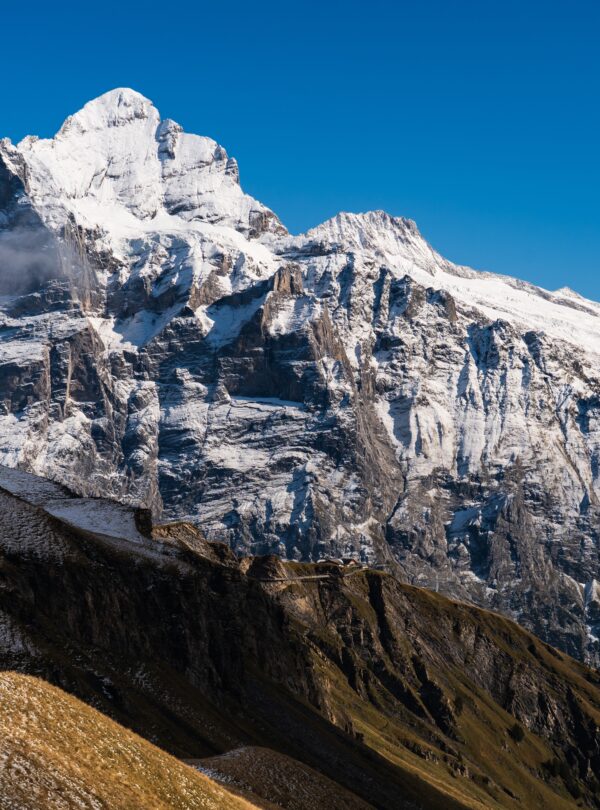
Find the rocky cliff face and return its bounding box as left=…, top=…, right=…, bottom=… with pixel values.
left=1, top=465, right=600, bottom=810
left=1, top=89, right=600, bottom=664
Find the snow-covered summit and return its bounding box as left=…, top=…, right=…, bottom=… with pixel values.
left=4, top=88, right=600, bottom=355
left=283, top=210, right=438, bottom=271
left=3, top=88, right=285, bottom=237
left=304, top=210, right=423, bottom=249
left=2, top=89, right=600, bottom=664
left=271, top=206, right=600, bottom=357
left=55, top=88, right=157, bottom=135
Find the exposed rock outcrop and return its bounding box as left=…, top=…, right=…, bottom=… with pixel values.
left=1, top=90, right=600, bottom=664
left=0, top=465, right=599, bottom=810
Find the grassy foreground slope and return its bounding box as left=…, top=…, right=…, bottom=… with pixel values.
left=0, top=672, right=262, bottom=810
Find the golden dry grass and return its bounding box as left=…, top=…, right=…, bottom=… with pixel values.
left=0, top=672, right=263, bottom=810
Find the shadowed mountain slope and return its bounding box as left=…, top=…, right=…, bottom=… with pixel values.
left=0, top=465, right=599, bottom=809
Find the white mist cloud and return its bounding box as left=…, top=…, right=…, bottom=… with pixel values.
left=0, top=225, right=64, bottom=295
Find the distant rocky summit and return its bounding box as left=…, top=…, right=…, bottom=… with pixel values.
left=1, top=89, right=600, bottom=664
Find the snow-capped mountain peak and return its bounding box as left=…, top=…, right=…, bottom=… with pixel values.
left=55, top=88, right=158, bottom=136
left=5, top=88, right=285, bottom=237
left=2, top=89, right=600, bottom=666
left=299, top=210, right=429, bottom=261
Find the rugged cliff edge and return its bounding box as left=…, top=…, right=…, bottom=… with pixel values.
left=0, top=465, right=599, bottom=809
left=1, top=89, right=600, bottom=665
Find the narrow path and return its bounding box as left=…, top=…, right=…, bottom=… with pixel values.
left=248, top=574, right=332, bottom=583
left=248, top=568, right=372, bottom=583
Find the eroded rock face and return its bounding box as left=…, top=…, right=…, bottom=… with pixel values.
left=1, top=465, right=600, bottom=810
left=1, top=90, right=600, bottom=663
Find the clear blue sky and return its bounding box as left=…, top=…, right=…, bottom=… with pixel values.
left=2, top=1, right=599, bottom=298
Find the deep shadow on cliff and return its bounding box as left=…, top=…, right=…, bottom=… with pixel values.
left=0, top=468, right=599, bottom=809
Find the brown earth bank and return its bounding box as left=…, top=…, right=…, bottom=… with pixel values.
left=0, top=467, right=599, bottom=809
